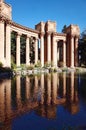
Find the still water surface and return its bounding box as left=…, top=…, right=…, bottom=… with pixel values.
left=0, top=72, right=86, bottom=130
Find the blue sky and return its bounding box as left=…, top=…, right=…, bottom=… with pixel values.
left=6, top=0, right=86, bottom=33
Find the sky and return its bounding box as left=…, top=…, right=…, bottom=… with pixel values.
left=5, top=0, right=86, bottom=34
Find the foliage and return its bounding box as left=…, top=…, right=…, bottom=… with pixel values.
left=11, top=55, right=16, bottom=69
left=58, top=61, right=65, bottom=67
left=62, top=25, right=67, bottom=33
left=35, top=60, right=41, bottom=68
left=11, top=62, right=16, bottom=69
left=44, top=62, right=51, bottom=68
left=11, top=32, right=16, bottom=64
left=79, top=29, right=86, bottom=66
left=20, top=36, right=26, bottom=64
left=0, top=62, right=3, bottom=68
left=27, top=65, right=34, bottom=70
left=20, top=64, right=26, bottom=70
left=29, top=37, right=35, bottom=64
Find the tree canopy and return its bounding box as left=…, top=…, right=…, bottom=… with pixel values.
left=79, top=29, right=86, bottom=66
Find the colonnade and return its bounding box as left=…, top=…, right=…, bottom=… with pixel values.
left=16, top=33, right=38, bottom=66
left=0, top=22, right=79, bottom=68
left=0, top=16, right=80, bottom=68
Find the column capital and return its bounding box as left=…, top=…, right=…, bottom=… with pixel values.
left=34, top=37, right=39, bottom=41
left=52, top=32, right=56, bottom=37
left=0, top=16, right=5, bottom=23
left=75, top=35, right=79, bottom=39
left=71, top=35, right=75, bottom=38
left=56, top=39, right=59, bottom=42
left=17, top=32, right=22, bottom=37
left=63, top=40, right=66, bottom=43
left=46, top=31, right=51, bottom=36
left=40, top=32, right=45, bottom=37
left=26, top=35, right=30, bottom=38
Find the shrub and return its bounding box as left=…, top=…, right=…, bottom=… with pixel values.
left=35, top=60, right=41, bottom=68
left=27, top=65, right=34, bottom=70
left=11, top=62, right=16, bottom=69
left=0, top=62, right=3, bottom=68
left=44, top=62, right=51, bottom=68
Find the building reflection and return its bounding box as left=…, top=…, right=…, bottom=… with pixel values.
left=0, top=72, right=79, bottom=129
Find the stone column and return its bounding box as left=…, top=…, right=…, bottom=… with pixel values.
left=70, top=35, right=74, bottom=68
left=63, top=40, right=66, bottom=67
left=40, top=33, right=44, bottom=67
left=26, top=35, right=30, bottom=65
left=75, top=36, right=79, bottom=67
left=6, top=24, right=11, bottom=67
left=52, top=34, right=57, bottom=67
left=47, top=32, right=51, bottom=63
left=0, top=20, right=4, bottom=65
left=16, top=33, right=21, bottom=67
left=35, top=38, right=38, bottom=64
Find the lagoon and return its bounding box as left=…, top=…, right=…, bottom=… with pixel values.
left=0, top=72, right=86, bottom=130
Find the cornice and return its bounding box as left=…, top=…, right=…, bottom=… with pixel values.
left=55, top=32, right=67, bottom=37
left=11, top=21, right=39, bottom=34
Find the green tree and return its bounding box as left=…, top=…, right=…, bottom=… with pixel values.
left=11, top=32, right=16, bottom=63
left=62, top=25, right=67, bottom=33
left=79, top=29, right=86, bottom=66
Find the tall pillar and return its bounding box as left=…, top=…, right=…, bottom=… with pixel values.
left=63, top=40, right=66, bottom=67
left=52, top=34, right=57, bottom=67
left=47, top=32, right=51, bottom=63
left=0, top=20, right=4, bottom=65
left=75, top=36, right=79, bottom=67
left=6, top=24, right=11, bottom=67
left=35, top=38, right=38, bottom=64
left=26, top=35, right=30, bottom=65
left=40, top=33, right=44, bottom=67
left=16, top=33, right=21, bottom=67
left=70, top=35, right=74, bottom=68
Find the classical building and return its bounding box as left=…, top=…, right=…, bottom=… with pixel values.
left=0, top=0, right=80, bottom=68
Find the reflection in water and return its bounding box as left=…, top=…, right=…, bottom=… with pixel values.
left=0, top=72, right=80, bottom=129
